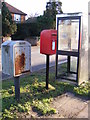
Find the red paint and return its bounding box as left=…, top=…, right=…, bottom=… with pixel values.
left=40, top=29, right=57, bottom=55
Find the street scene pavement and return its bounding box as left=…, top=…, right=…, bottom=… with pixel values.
left=0, top=46, right=66, bottom=80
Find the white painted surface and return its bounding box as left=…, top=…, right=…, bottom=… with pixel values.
left=1, top=40, right=31, bottom=77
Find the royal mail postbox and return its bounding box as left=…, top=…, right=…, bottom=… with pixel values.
left=40, top=29, right=57, bottom=55
left=1, top=40, right=31, bottom=77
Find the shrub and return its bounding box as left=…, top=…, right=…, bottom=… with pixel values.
left=12, top=22, right=39, bottom=40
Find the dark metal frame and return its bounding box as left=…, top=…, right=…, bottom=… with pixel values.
left=56, top=15, right=81, bottom=83
left=46, top=55, right=49, bottom=89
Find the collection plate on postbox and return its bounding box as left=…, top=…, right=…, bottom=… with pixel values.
left=40, top=29, right=57, bottom=55
left=1, top=40, right=31, bottom=77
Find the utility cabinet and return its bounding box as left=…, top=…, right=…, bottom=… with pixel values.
left=1, top=40, right=31, bottom=77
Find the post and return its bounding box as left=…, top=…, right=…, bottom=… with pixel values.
left=67, top=56, right=70, bottom=73
left=46, top=55, right=49, bottom=89
left=55, top=53, right=58, bottom=79
left=14, top=76, right=20, bottom=102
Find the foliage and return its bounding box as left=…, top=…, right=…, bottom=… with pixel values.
left=12, top=22, right=39, bottom=40
left=2, top=2, right=17, bottom=37
left=74, top=82, right=90, bottom=96
left=1, top=63, right=90, bottom=119
left=37, top=0, right=63, bottom=30
left=45, top=0, right=63, bottom=21
left=37, top=15, right=54, bottom=32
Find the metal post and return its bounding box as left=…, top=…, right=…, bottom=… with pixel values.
left=55, top=53, right=58, bottom=79
left=14, top=76, right=20, bottom=102
left=67, top=56, right=70, bottom=73
left=46, top=55, right=49, bottom=89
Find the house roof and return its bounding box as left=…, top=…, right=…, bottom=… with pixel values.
left=5, top=2, right=27, bottom=15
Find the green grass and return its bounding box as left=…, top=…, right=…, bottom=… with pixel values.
left=1, top=66, right=90, bottom=119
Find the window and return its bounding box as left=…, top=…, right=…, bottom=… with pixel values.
left=0, top=9, right=1, bottom=15
left=14, top=14, right=21, bottom=22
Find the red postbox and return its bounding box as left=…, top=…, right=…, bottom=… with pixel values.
left=40, top=29, right=57, bottom=89
left=40, top=29, right=57, bottom=55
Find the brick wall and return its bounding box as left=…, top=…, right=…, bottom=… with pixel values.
left=21, top=15, right=25, bottom=22
left=11, top=13, right=14, bottom=21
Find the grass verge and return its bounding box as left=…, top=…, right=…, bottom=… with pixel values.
left=1, top=64, right=90, bottom=119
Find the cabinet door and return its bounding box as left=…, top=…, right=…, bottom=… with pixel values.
left=14, top=46, right=31, bottom=76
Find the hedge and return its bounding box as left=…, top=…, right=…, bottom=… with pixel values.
left=12, top=22, right=40, bottom=40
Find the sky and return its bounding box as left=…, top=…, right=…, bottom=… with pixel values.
left=5, top=0, right=89, bottom=19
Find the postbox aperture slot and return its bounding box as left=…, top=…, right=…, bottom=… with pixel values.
left=52, top=33, right=57, bottom=36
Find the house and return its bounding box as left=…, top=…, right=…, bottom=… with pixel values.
left=5, top=2, right=27, bottom=23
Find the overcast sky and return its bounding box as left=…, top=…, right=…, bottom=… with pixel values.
left=5, top=0, right=89, bottom=18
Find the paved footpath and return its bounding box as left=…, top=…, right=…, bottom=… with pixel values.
left=50, top=92, right=89, bottom=118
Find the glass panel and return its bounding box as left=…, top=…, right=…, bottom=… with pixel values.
left=57, top=55, right=67, bottom=75
left=0, top=9, right=1, bottom=14
left=70, top=56, right=77, bottom=72
left=58, top=19, right=79, bottom=52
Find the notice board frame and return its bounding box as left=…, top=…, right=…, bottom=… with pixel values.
left=55, top=13, right=81, bottom=84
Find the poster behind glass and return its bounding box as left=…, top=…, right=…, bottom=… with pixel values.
left=58, top=19, right=79, bottom=52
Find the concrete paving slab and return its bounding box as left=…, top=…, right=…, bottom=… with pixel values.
left=51, top=92, right=89, bottom=118
left=76, top=105, right=88, bottom=118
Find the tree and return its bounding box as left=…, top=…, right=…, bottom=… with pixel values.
left=2, top=2, right=17, bottom=37
left=45, top=0, right=63, bottom=21
left=37, top=0, right=63, bottom=30
left=37, top=15, right=53, bottom=33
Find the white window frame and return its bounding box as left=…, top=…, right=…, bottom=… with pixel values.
left=14, top=14, right=21, bottom=22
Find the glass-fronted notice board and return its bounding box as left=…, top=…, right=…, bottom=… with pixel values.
left=56, top=13, right=89, bottom=85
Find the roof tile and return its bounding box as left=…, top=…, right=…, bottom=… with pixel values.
left=5, top=2, right=27, bottom=15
